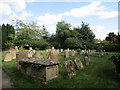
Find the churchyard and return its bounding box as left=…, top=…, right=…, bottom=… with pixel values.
left=1, top=47, right=120, bottom=88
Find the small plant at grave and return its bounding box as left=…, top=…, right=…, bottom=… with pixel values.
left=109, top=54, right=120, bottom=74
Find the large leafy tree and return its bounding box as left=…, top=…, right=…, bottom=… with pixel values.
left=14, top=20, right=48, bottom=47
left=56, top=21, right=71, bottom=48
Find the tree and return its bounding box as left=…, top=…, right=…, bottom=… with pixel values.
left=75, top=22, right=96, bottom=49
left=56, top=21, right=72, bottom=48
left=64, top=38, right=83, bottom=49
left=105, top=32, right=116, bottom=42
left=14, top=20, right=48, bottom=47
left=1, top=24, right=15, bottom=49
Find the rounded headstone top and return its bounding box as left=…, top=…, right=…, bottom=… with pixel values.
left=29, top=47, right=32, bottom=50
left=52, top=46, right=55, bottom=50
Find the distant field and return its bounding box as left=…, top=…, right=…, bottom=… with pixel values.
left=2, top=50, right=120, bottom=88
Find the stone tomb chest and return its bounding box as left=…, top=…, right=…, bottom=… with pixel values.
left=18, top=58, right=59, bottom=83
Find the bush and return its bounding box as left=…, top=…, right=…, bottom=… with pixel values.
left=109, top=54, right=120, bottom=74
left=104, top=44, right=120, bottom=52
left=64, top=38, right=83, bottom=49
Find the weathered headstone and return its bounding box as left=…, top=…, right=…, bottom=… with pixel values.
left=4, top=53, right=12, bottom=62
left=15, top=46, right=19, bottom=53
left=74, top=58, right=84, bottom=70
left=69, top=50, right=75, bottom=57
left=19, top=46, right=23, bottom=50
left=64, top=50, right=69, bottom=58
left=16, top=51, right=28, bottom=70
left=64, top=60, right=75, bottom=78
left=60, top=49, right=63, bottom=52
left=16, top=51, right=28, bottom=60
left=33, top=52, right=43, bottom=58
left=28, top=47, right=35, bottom=57
left=49, top=49, right=58, bottom=61
left=10, top=50, right=16, bottom=59
left=84, top=55, right=90, bottom=65
left=56, top=49, right=59, bottom=54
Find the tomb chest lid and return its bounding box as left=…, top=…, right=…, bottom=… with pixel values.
left=19, top=58, right=59, bottom=66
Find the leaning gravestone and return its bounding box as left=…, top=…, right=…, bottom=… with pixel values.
left=4, top=53, right=12, bottom=62
left=64, top=60, right=75, bottom=78
left=74, top=58, right=84, bottom=70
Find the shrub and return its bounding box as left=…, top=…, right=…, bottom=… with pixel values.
left=104, top=44, right=120, bottom=52
left=109, top=54, right=120, bottom=74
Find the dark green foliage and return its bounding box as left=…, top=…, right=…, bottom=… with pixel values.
left=105, top=32, right=116, bottom=41
left=53, top=21, right=96, bottom=49
left=64, top=38, right=83, bottom=49
left=1, top=24, right=15, bottom=49
left=104, top=44, right=120, bottom=52
left=96, top=44, right=104, bottom=52
left=29, top=39, right=48, bottom=50
left=109, top=54, right=120, bottom=73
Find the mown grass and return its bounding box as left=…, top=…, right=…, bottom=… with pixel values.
left=2, top=51, right=120, bottom=88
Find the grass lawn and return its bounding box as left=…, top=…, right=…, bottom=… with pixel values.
left=2, top=51, right=120, bottom=88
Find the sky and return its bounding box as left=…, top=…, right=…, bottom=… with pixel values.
left=0, top=0, right=119, bottom=40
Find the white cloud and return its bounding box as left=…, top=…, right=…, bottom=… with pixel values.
left=63, top=1, right=117, bottom=19
left=0, top=3, right=11, bottom=15
left=63, top=2, right=101, bottom=17
left=0, top=0, right=26, bottom=15
left=37, top=13, right=62, bottom=25
left=2, top=11, right=32, bottom=24
left=97, top=11, right=118, bottom=19
left=90, top=25, right=105, bottom=40
left=36, top=13, right=62, bottom=34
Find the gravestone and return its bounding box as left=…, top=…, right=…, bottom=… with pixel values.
left=4, top=53, right=12, bottom=62
left=33, top=52, right=43, bottom=58
left=10, top=50, right=16, bottom=59
left=70, top=50, right=75, bottom=57
left=16, top=51, right=28, bottom=61
left=16, top=51, right=28, bottom=70
left=84, top=55, right=90, bottom=65
left=19, top=46, right=23, bottom=50
left=64, top=50, right=69, bottom=58
left=15, top=46, right=19, bottom=53
left=64, top=60, right=75, bottom=78
left=49, top=49, right=58, bottom=61
left=60, top=49, right=63, bottom=52
left=28, top=47, right=35, bottom=57
left=74, top=58, right=84, bottom=70
left=56, top=49, right=59, bottom=54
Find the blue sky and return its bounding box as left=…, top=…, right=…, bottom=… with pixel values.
left=0, top=0, right=119, bottom=40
